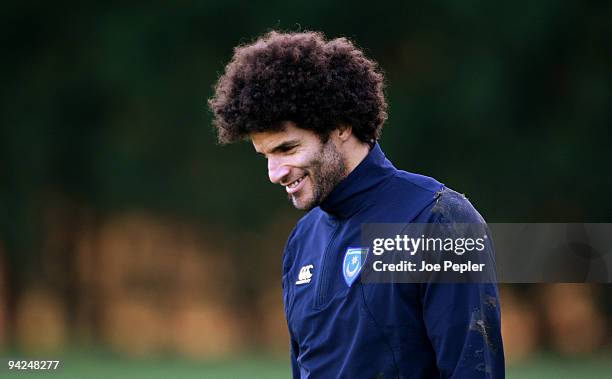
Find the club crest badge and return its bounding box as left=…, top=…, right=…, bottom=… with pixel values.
left=342, top=247, right=368, bottom=287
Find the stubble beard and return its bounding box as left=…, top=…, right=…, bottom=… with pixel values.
left=289, top=140, right=348, bottom=211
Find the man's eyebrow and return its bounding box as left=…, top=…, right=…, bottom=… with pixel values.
left=267, top=140, right=300, bottom=154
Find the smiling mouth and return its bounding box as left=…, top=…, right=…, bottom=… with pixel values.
left=285, top=175, right=307, bottom=194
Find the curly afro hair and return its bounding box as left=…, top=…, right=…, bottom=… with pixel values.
left=208, top=31, right=387, bottom=144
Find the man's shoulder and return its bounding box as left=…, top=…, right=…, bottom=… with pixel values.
left=390, top=170, right=444, bottom=194
left=378, top=170, right=487, bottom=224
left=369, top=170, right=444, bottom=222
left=416, top=186, right=487, bottom=224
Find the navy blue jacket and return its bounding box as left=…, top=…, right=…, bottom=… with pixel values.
left=282, top=144, right=504, bottom=378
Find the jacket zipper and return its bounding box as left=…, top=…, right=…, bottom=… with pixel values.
left=314, top=222, right=341, bottom=309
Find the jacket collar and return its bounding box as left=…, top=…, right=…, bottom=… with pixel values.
left=319, top=143, right=396, bottom=219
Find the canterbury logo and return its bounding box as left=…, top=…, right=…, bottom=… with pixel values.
left=296, top=264, right=314, bottom=285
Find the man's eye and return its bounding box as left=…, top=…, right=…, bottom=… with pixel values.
left=281, top=146, right=297, bottom=154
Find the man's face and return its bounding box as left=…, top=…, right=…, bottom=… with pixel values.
left=252, top=123, right=348, bottom=211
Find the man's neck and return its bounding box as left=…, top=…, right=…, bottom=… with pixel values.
left=344, top=141, right=372, bottom=175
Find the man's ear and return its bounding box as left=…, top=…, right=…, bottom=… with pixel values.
left=336, top=123, right=353, bottom=142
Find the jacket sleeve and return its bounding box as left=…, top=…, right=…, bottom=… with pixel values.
left=289, top=332, right=300, bottom=378
left=419, top=188, right=505, bottom=378
left=421, top=282, right=504, bottom=378
left=282, top=227, right=301, bottom=378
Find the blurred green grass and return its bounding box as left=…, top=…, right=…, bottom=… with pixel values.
left=3, top=352, right=612, bottom=378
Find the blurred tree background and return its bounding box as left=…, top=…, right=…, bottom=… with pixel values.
left=1, top=0, right=611, bottom=375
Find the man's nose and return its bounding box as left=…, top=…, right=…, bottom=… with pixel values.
left=268, top=157, right=290, bottom=184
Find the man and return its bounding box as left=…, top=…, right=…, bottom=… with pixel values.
left=209, top=31, right=504, bottom=378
